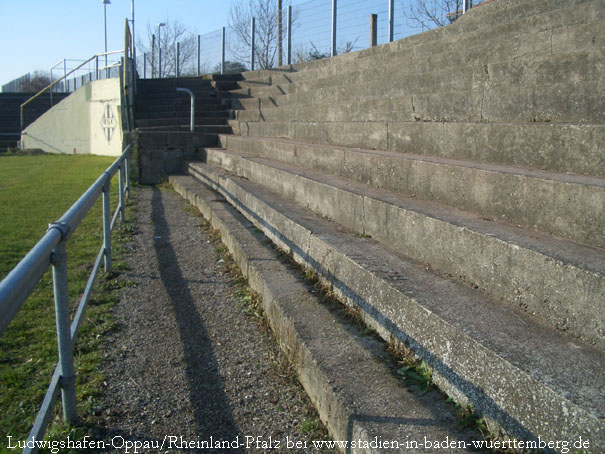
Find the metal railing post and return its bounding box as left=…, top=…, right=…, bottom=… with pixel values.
left=331, top=0, right=337, bottom=57
left=221, top=27, right=226, bottom=75
left=102, top=180, right=112, bottom=274
left=143, top=53, right=147, bottom=79
left=250, top=17, right=256, bottom=71
left=287, top=6, right=292, bottom=65
left=197, top=35, right=201, bottom=76
left=176, top=87, right=195, bottom=132
left=125, top=156, right=131, bottom=199
left=388, top=0, right=394, bottom=42
left=50, top=239, right=77, bottom=424
left=63, top=59, right=67, bottom=93
left=176, top=42, right=180, bottom=77
left=118, top=164, right=125, bottom=223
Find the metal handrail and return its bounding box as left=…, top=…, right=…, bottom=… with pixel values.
left=20, top=50, right=123, bottom=131
left=0, top=144, right=131, bottom=453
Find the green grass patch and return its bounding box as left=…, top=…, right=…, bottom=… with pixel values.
left=0, top=154, right=132, bottom=450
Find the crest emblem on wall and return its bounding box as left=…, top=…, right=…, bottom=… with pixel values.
left=101, top=104, right=118, bottom=143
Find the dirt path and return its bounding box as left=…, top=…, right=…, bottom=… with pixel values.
left=99, top=186, right=332, bottom=453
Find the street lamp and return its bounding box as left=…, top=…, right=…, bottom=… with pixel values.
left=102, top=0, right=111, bottom=77
left=157, top=22, right=166, bottom=78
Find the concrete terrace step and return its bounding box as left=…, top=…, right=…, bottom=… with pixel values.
left=183, top=162, right=605, bottom=448
left=232, top=50, right=604, bottom=117
left=135, top=117, right=229, bottom=128
left=217, top=135, right=605, bottom=248
left=136, top=125, right=232, bottom=134
left=228, top=120, right=605, bottom=178
left=170, top=175, right=482, bottom=453
left=200, top=147, right=605, bottom=348
left=136, top=109, right=230, bottom=120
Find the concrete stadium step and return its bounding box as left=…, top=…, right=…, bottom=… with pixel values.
left=200, top=148, right=605, bottom=348
left=136, top=109, right=230, bottom=120
left=232, top=50, right=603, bottom=116
left=136, top=96, right=224, bottom=108
left=137, top=102, right=228, bottom=115
left=137, top=125, right=232, bottom=134
left=169, top=175, right=482, bottom=453
left=218, top=135, right=605, bottom=248
left=210, top=73, right=244, bottom=82
left=228, top=120, right=605, bottom=178
left=233, top=81, right=603, bottom=125
left=135, top=117, right=229, bottom=128
left=137, top=77, right=212, bottom=90
left=183, top=162, right=605, bottom=447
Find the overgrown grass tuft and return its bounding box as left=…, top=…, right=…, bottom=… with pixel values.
left=0, top=154, right=133, bottom=448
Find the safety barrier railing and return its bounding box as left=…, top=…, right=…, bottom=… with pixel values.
left=0, top=144, right=132, bottom=454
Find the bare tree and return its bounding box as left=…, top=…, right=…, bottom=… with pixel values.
left=228, top=0, right=296, bottom=70
left=22, top=71, right=52, bottom=92
left=404, top=0, right=468, bottom=31
left=137, top=19, right=197, bottom=77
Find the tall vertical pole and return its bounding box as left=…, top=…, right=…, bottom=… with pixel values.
left=197, top=35, right=201, bottom=76
left=287, top=6, right=292, bottom=65
left=176, top=42, right=180, bottom=77
left=250, top=18, right=256, bottom=71
left=104, top=3, right=108, bottom=71
left=143, top=53, right=147, bottom=78
left=151, top=34, right=155, bottom=78
left=331, top=0, right=337, bottom=57
left=221, top=27, right=226, bottom=75
left=277, top=0, right=283, bottom=67
left=388, top=0, right=394, bottom=42
left=51, top=240, right=77, bottom=424
left=63, top=59, right=67, bottom=93
left=131, top=0, right=136, bottom=80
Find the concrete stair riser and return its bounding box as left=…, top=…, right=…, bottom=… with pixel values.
left=229, top=120, right=605, bottom=178
left=136, top=110, right=230, bottom=120
left=219, top=135, right=605, bottom=248
left=186, top=163, right=605, bottom=448
left=136, top=117, right=229, bottom=128
left=203, top=148, right=605, bottom=348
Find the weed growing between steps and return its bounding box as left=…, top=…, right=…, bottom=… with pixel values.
left=0, top=154, right=136, bottom=449
left=296, top=261, right=496, bottom=444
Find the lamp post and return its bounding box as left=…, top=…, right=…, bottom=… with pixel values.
left=102, top=0, right=111, bottom=77
left=157, top=22, right=166, bottom=78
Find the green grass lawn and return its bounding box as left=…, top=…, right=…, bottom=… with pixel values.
left=0, top=153, right=132, bottom=450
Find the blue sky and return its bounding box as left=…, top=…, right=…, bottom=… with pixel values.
left=0, top=0, right=234, bottom=86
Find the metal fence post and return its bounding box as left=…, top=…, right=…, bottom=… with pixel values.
left=176, top=42, right=180, bottom=77
left=119, top=164, right=125, bottom=223
left=143, top=53, right=147, bottom=79
left=50, top=239, right=77, bottom=424
left=388, top=0, right=394, bottom=42
left=287, top=6, right=292, bottom=65
left=102, top=179, right=112, bottom=274
left=197, top=35, right=201, bottom=76
left=221, top=27, right=226, bottom=75
left=370, top=14, right=378, bottom=47
left=331, top=0, right=337, bottom=57
left=250, top=17, right=256, bottom=71
left=63, top=59, right=67, bottom=93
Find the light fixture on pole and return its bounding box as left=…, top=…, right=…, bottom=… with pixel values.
left=157, top=22, right=166, bottom=78
left=102, top=0, right=111, bottom=77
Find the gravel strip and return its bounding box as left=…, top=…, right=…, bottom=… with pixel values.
left=99, top=186, right=333, bottom=453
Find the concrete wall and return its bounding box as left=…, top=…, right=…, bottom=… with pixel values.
left=22, top=78, right=124, bottom=156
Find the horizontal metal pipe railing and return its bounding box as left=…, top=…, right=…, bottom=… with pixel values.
left=0, top=144, right=132, bottom=454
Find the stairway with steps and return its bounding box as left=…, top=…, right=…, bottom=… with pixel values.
left=133, top=76, right=238, bottom=183
left=151, top=0, right=604, bottom=450
left=0, top=92, right=69, bottom=151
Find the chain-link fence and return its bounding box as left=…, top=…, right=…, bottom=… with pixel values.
left=137, top=0, right=486, bottom=79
